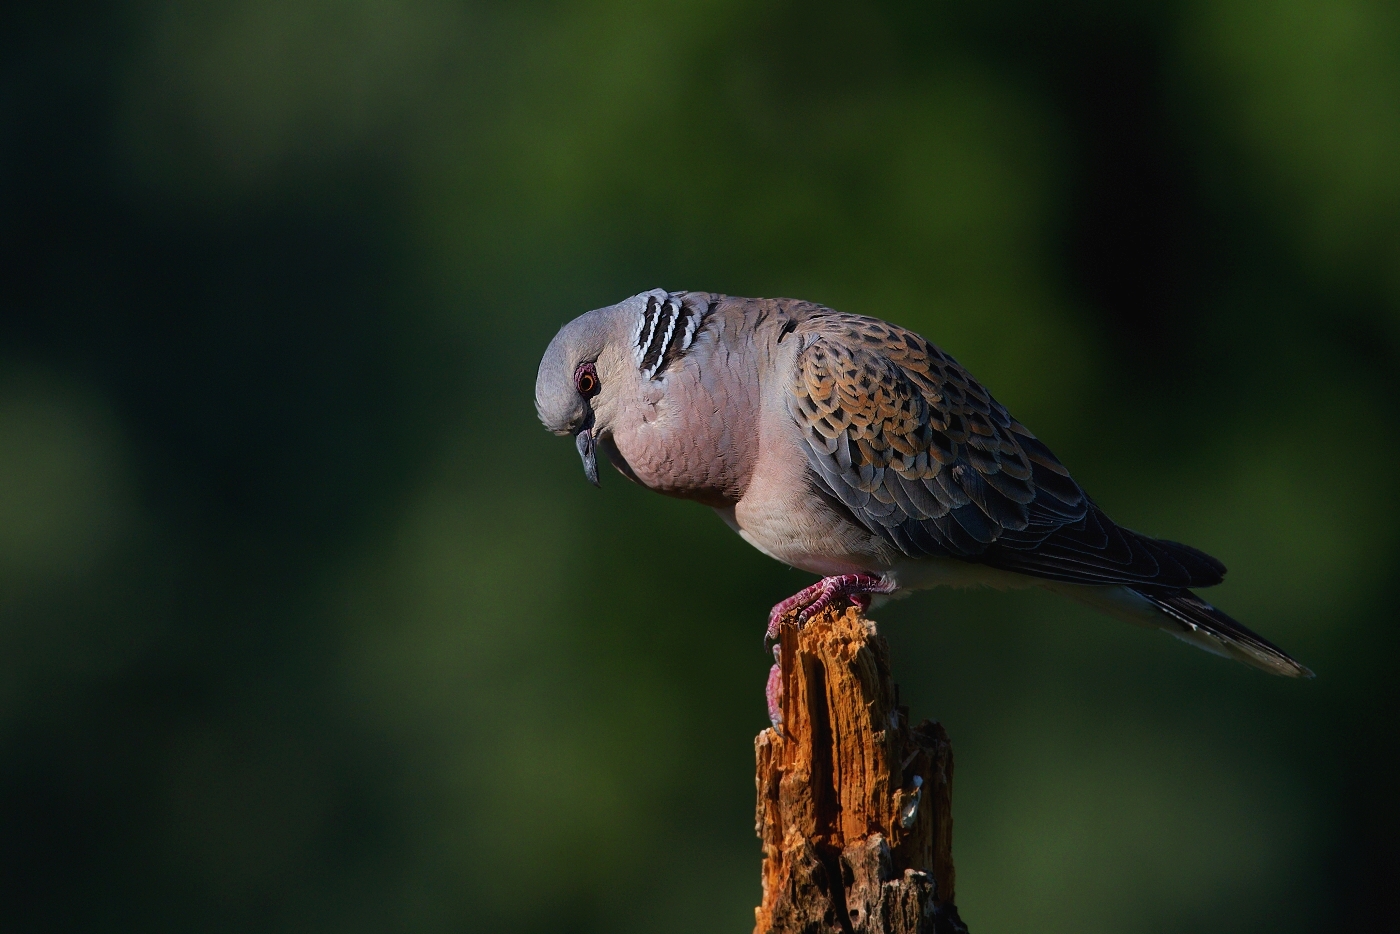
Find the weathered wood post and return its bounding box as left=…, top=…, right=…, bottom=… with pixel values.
left=754, top=605, right=968, bottom=934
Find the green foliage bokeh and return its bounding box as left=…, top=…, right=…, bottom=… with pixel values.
left=2, top=1, right=1398, bottom=931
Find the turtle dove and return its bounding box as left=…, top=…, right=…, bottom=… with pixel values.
left=535, top=290, right=1312, bottom=723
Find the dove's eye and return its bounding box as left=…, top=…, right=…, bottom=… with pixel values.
left=574, top=363, right=600, bottom=398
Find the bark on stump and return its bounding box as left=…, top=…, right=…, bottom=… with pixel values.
left=754, top=605, right=967, bottom=934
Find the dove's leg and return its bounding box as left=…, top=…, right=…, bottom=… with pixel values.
left=765, top=580, right=828, bottom=641
left=765, top=574, right=896, bottom=642
left=763, top=574, right=897, bottom=727
left=765, top=646, right=784, bottom=728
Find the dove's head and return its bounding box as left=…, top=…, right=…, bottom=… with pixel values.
left=536, top=291, right=662, bottom=486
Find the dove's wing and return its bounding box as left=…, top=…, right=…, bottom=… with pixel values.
left=785, top=312, right=1225, bottom=588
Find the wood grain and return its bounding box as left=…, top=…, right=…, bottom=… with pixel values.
left=754, top=605, right=967, bottom=934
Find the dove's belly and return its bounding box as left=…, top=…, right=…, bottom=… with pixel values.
left=719, top=490, right=1042, bottom=592
left=716, top=452, right=1044, bottom=591
left=717, top=465, right=900, bottom=578
left=717, top=504, right=886, bottom=576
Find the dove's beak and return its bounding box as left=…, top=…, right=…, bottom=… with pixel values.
left=575, top=419, right=599, bottom=487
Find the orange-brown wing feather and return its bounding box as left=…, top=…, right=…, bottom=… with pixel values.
left=787, top=311, right=1225, bottom=587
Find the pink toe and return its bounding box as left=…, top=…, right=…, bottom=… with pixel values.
left=765, top=662, right=783, bottom=727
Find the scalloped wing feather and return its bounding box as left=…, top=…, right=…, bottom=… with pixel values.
left=786, top=311, right=1225, bottom=589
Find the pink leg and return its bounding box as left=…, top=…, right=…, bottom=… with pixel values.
left=765, top=574, right=896, bottom=643
left=765, top=580, right=829, bottom=642
left=765, top=647, right=784, bottom=728
left=764, top=574, right=896, bottom=728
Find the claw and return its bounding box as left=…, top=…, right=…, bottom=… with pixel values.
left=765, top=574, right=895, bottom=643
left=765, top=579, right=827, bottom=644
left=763, top=575, right=895, bottom=731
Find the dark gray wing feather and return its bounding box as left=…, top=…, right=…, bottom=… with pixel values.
left=785, top=310, right=1225, bottom=589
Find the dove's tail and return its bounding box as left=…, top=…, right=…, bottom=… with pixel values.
left=1051, top=583, right=1314, bottom=678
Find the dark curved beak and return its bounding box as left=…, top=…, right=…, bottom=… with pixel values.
left=575, top=414, right=599, bottom=487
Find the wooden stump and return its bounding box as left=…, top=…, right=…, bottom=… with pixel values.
left=754, top=605, right=967, bottom=934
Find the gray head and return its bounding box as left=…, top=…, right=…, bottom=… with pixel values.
left=535, top=290, right=660, bottom=485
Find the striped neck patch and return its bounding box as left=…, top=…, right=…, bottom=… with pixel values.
left=631, top=291, right=707, bottom=379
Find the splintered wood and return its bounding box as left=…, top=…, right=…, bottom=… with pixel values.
left=754, top=606, right=967, bottom=934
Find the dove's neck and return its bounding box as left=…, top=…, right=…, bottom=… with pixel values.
left=603, top=301, right=782, bottom=508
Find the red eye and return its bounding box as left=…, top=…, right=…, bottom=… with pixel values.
left=574, top=363, right=600, bottom=398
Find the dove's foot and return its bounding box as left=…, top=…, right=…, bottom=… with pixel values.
left=763, top=574, right=896, bottom=727
left=764, top=574, right=896, bottom=644
left=765, top=647, right=784, bottom=728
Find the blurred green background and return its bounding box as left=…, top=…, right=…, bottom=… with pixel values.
left=3, top=1, right=1398, bottom=931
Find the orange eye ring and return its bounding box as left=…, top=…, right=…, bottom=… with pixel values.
left=574, top=363, right=600, bottom=398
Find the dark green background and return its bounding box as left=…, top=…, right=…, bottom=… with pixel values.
left=3, top=1, right=1397, bottom=931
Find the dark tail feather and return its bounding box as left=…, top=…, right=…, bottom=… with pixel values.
left=1135, top=588, right=1314, bottom=678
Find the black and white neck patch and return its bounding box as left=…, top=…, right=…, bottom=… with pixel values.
left=631, top=290, right=708, bottom=379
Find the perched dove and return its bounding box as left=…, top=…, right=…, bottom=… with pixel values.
left=535, top=290, right=1312, bottom=721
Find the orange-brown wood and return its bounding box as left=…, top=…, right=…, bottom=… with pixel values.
left=754, top=606, right=966, bottom=934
